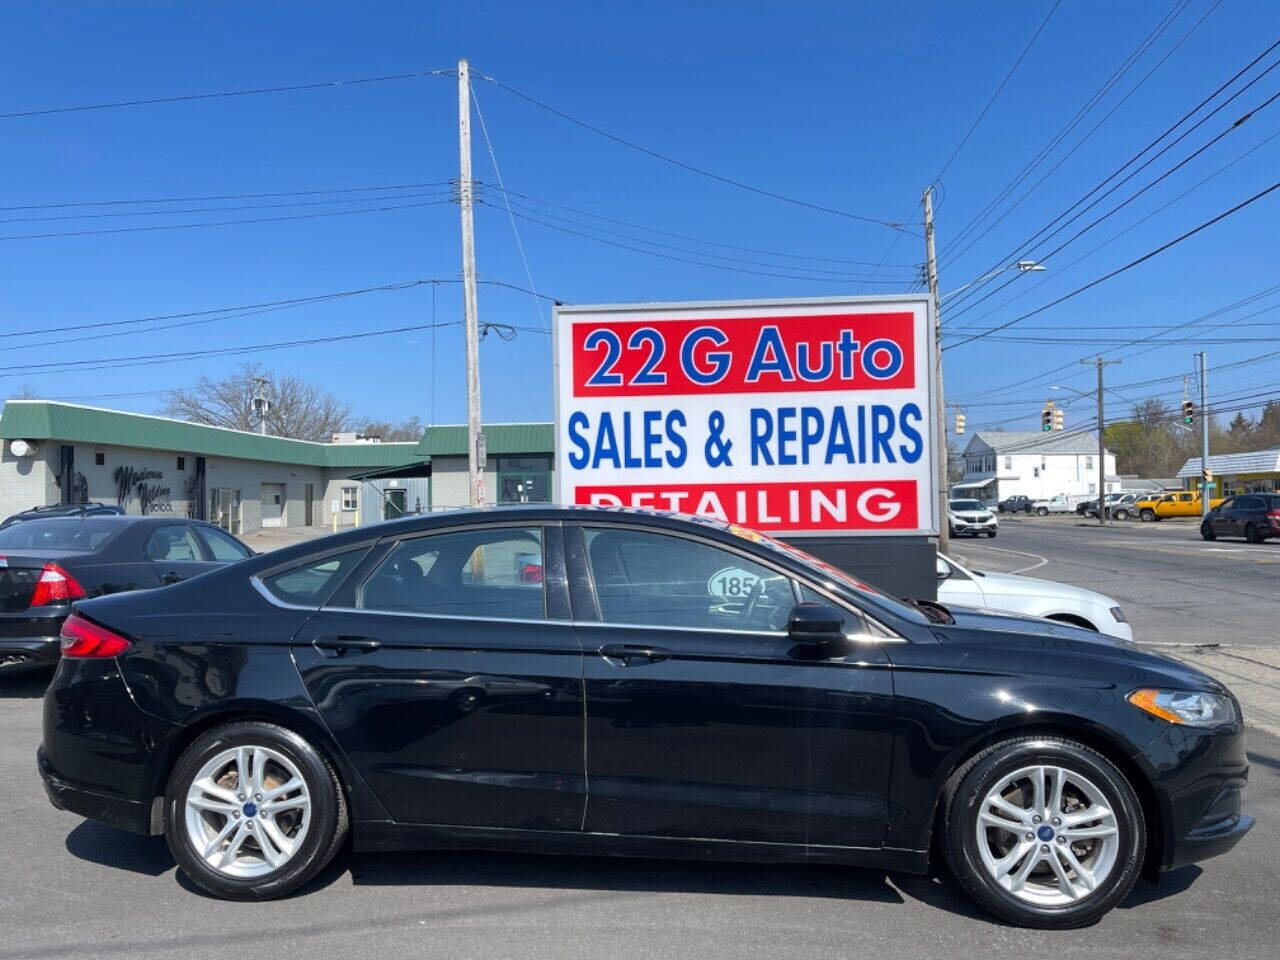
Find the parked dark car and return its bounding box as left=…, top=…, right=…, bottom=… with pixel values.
left=998, top=495, right=1033, bottom=513
left=1200, top=494, right=1280, bottom=543
left=1, top=515, right=252, bottom=668
left=0, top=502, right=125, bottom=529
left=40, top=507, right=1251, bottom=928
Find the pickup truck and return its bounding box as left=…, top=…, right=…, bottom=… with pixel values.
left=1030, top=494, right=1076, bottom=516
left=1139, top=490, right=1226, bottom=521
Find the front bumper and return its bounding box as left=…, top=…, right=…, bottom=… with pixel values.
left=951, top=516, right=998, bottom=535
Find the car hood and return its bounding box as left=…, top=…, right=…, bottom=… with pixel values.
left=970, top=570, right=1113, bottom=606
left=933, top=605, right=1225, bottom=691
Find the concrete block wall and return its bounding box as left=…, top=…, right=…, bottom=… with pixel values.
left=0, top=445, right=56, bottom=520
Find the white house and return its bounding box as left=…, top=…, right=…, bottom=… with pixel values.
left=953, top=431, right=1118, bottom=504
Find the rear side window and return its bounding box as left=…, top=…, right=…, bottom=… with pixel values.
left=360, top=527, right=545, bottom=619
left=146, top=526, right=204, bottom=562
left=262, top=548, right=369, bottom=607
left=198, top=526, right=253, bottom=562
left=1240, top=496, right=1265, bottom=510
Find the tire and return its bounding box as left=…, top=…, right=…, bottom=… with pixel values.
left=1245, top=522, right=1262, bottom=544
left=1113, top=509, right=1130, bottom=521
left=1140, top=508, right=1155, bottom=522
left=942, top=737, right=1145, bottom=929
left=1201, top=520, right=1216, bottom=541
left=1036, top=507, right=1049, bottom=516
left=987, top=530, right=997, bottom=538
left=164, top=721, right=348, bottom=901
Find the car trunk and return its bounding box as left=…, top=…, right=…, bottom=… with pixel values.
left=0, top=551, right=84, bottom=612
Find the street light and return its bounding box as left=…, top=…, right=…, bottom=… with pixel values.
left=941, top=260, right=1046, bottom=302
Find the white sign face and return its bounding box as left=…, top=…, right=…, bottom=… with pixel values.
left=554, top=296, right=937, bottom=536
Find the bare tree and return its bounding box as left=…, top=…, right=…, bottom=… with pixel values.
left=8, top=385, right=41, bottom=400
left=162, top=363, right=352, bottom=442
left=355, top=416, right=424, bottom=442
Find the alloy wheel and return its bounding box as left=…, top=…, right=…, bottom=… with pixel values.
left=183, top=745, right=312, bottom=879
left=974, top=764, right=1120, bottom=907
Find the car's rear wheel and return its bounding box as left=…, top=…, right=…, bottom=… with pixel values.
left=164, top=721, right=347, bottom=901
left=1201, top=520, right=1216, bottom=541
left=942, top=737, right=1144, bottom=929
left=1036, top=507, right=1049, bottom=516
left=1245, top=522, right=1263, bottom=544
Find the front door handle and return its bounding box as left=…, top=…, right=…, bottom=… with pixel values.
left=313, top=635, right=382, bottom=657
left=161, top=571, right=185, bottom=585
left=599, top=643, right=671, bottom=666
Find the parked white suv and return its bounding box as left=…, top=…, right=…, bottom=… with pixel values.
left=935, top=552, right=1133, bottom=641
left=948, top=499, right=998, bottom=538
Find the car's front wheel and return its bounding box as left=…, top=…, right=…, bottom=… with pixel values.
left=1140, top=508, right=1155, bottom=521
left=942, top=737, right=1144, bottom=929
left=164, top=721, right=348, bottom=901
left=987, top=529, right=997, bottom=538
left=1113, top=509, right=1130, bottom=521
left=1201, top=520, right=1216, bottom=541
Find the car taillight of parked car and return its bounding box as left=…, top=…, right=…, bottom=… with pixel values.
left=59, top=613, right=131, bottom=658
left=1268, top=509, right=1280, bottom=526
left=29, top=562, right=87, bottom=607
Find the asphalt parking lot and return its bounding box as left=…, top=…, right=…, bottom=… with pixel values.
left=2, top=517, right=1276, bottom=959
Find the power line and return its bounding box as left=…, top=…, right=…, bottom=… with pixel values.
left=0, top=198, right=452, bottom=241
left=479, top=185, right=919, bottom=269
left=943, top=2, right=1196, bottom=261
left=0, top=181, right=454, bottom=213
left=945, top=35, right=1280, bottom=314
left=0, top=69, right=453, bottom=119
left=474, top=71, right=913, bottom=231
left=0, top=189, right=454, bottom=224
left=944, top=177, right=1280, bottom=351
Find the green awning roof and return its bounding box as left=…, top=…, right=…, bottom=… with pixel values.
left=416, top=422, right=553, bottom=457
left=0, top=401, right=424, bottom=470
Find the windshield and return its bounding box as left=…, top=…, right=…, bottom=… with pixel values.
left=729, top=524, right=929, bottom=625
left=950, top=500, right=985, bottom=511
left=0, top=517, right=122, bottom=552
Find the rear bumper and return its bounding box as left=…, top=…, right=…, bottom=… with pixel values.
left=0, top=607, right=67, bottom=665
left=38, top=745, right=152, bottom=834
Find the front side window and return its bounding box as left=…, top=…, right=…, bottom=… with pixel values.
left=360, top=527, right=545, bottom=619
left=146, top=525, right=204, bottom=562
left=262, top=548, right=369, bottom=606
left=198, top=526, right=253, bottom=561
left=342, top=487, right=358, bottom=510
left=583, top=527, right=793, bottom=632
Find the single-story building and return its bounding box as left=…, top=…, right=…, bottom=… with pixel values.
left=1177, top=448, right=1280, bottom=496
left=953, top=431, right=1117, bottom=504
left=0, top=400, right=556, bottom=534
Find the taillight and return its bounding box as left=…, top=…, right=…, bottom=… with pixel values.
left=59, top=613, right=131, bottom=658
left=29, top=562, right=87, bottom=607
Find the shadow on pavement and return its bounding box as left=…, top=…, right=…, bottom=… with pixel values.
left=65, top=821, right=174, bottom=877
left=1119, top=866, right=1202, bottom=909
left=0, top=667, right=51, bottom=698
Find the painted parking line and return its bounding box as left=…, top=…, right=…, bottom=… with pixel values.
left=961, top=544, right=1049, bottom=574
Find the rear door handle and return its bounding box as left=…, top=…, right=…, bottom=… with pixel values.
left=599, top=643, right=671, bottom=666
left=313, top=635, right=382, bottom=657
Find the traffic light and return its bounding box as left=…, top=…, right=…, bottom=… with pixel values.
left=955, top=411, right=966, bottom=435
left=1041, top=405, right=1053, bottom=432
left=1052, top=408, right=1065, bottom=431
left=1183, top=399, right=1194, bottom=425
left=1204, top=467, right=1214, bottom=484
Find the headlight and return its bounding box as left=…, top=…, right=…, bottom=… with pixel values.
left=1127, top=689, right=1236, bottom=727
left=1109, top=606, right=1127, bottom=623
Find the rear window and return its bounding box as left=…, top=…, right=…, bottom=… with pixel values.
left=261, top=547, right=369, bottom=606
left=0, top=518, right=121, bottom=552
left=1264, top=495, right=1280, bottom=510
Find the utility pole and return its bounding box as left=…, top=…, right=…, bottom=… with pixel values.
left=1082, top=356, right=1119, bottom=525
left=924, top=186, right=948, bottom=553
left=458, top=58, right=484, bottom=508
left=252, top=377, right=270, bottom=436
left=1199, top=351, right=1210, bottom=519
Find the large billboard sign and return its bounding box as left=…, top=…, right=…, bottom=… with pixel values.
left=554, top=296, right=937, bottom=536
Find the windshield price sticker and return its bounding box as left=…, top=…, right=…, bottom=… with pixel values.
left=555, top=297, right=937, bottom=537
left=707, top=566, right=761, bottom=599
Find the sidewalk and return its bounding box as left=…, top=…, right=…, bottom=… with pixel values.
left=239, top=525, right=342, bottom=553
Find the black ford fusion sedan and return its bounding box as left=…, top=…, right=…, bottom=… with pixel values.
left=39, top=507, right=1251, bottom=928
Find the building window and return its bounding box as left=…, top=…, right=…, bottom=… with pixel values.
left=1003, top=456, right=1012, bottom=470
left=1085, top=456, right=1093, bottom=470
left=176, top=456, right=185, bottom=471
left=342, top=487, right=358, bottom=511
left=94, top=452, right=105, bottom=466
left=497, top=456, right=552, bottom=503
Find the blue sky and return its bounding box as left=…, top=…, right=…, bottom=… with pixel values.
left=2, top=0, right=1276, bottom=439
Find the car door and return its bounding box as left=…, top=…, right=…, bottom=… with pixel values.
left=1213, top=498, right=1237, bottom=536
left=289, top=523, right=586, bottom=831
left=570, top=523, right=894, bottom=848
left=144, top=523, right=220, bottom=584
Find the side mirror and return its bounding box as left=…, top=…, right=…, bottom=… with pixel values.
left=936, top=561, right=952, bottom=582
left=787, top=602, right=845, bottom=646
